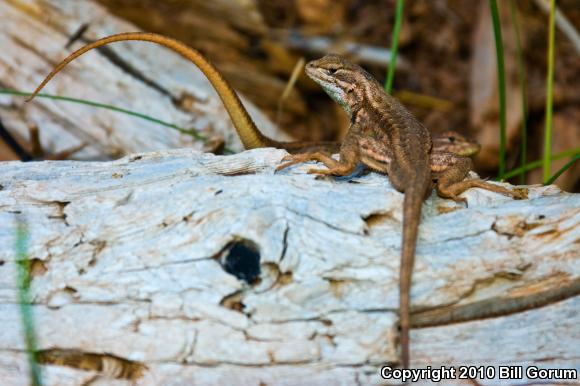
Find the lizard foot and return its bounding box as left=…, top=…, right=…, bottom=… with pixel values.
left=275, top=154, right=319, bottom=172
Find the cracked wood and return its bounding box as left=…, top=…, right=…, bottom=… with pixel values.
left=0, top=148, right=578, bottom=385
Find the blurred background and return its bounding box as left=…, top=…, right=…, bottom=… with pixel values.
left=1, top=0, right=578, bottom=191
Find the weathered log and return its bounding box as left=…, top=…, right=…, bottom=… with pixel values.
left=0, top=148, right=578, bottom=385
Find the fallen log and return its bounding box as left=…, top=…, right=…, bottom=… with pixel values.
left=0, top=148, right=578, bottom=385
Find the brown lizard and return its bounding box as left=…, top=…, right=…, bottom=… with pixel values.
left=25, top=32, right=479, bottom=161
left=276, top=55, right=526, bottom=368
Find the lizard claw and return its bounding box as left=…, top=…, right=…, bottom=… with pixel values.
left=451, top=195, right=468, bottom=206
left=276, top=154, right=306, bottom=172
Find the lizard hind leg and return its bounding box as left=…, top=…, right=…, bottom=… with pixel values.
left=439, top=179, right=528, bottom=200
left=431, top=152, right=471, bottom=203
left=433, top=153, right=527, bottom=201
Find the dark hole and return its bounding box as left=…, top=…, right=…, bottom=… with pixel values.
left=0, top=260, right=4, bottom=266
left=215, top=189, right=223, bottom=195
left=222, top=240, right=261, bottom=284
left=448, top=136, right=456, bottom=142
left=538, top=214, right=545, bottom=220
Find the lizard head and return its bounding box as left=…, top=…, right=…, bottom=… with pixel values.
left=306, top=54, right=374, bottom=115
left=433, top=130, right=481, bottom=157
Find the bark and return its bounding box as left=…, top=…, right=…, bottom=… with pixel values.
left=0, top=148, right=579, bottom=385
left=1, top=1, right=579, bottom=385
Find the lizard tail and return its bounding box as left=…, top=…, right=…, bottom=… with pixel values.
left=400, top=174, right=430, bottom=369
left=25, top=32, right=277, bottom=150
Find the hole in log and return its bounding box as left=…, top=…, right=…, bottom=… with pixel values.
left=220, top=239, right=261, bottom=284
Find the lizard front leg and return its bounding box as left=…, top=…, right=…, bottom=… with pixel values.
left=431, top=152, right=527, bottom=201
left=276, top=125, right=361, bottom=176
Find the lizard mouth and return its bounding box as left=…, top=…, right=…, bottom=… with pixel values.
left=305, top=62, right=328, bottom=84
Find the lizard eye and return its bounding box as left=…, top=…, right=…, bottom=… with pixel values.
left=448, top=136, right=456, bottom=143
left=326, top=68, right=338, bottom=75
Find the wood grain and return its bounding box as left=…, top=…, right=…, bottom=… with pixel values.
left=0, top=148, right=578, bottom=385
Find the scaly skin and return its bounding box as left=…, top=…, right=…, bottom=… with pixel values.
left=277, top=55, right=526, bottom=368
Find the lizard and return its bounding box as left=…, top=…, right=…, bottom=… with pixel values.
left=25, top=32, right=479, bottom=162
left=275, top=54, right=526, bottom=369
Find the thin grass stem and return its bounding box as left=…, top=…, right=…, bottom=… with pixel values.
left=502, top=147, right=579, bottom=180
left=15, top=221, right=43, bottom=386
left=489, top=0, right=507, bottom=179
left=543, top=0, right=556, bottom=182
left=385, top=0, right=404, bottom=93
left=509, top=0, right=529, bottom=184
left=0, top=88, right=237, bottom=154
left=0, top=89, right=206, bottom=139
left=545, top=154, right=579, bottom=185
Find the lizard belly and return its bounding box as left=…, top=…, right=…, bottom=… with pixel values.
left=358, top=135, right=392, bottom=173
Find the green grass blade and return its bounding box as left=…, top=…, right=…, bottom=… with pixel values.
left=0, top=88, right=237, bottom=154
left=545, top=154, right=580, bottom=185
left=15, top=221, right=43, bottom=386
left=509, top=0, right=529, bottom=184
left=489, top=0, right=507, bottom=179
left=0, top=89, right=206, bottom=140
left=502, top=147, right=580, bottom=180
left=385, top=0, right=405, bottom=93
left=543, top=0, right=556, bottom=182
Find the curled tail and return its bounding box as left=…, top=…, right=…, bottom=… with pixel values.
left=26, top=32, right=275, bottom=150
left=400, top=173, right=430, bottom=369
